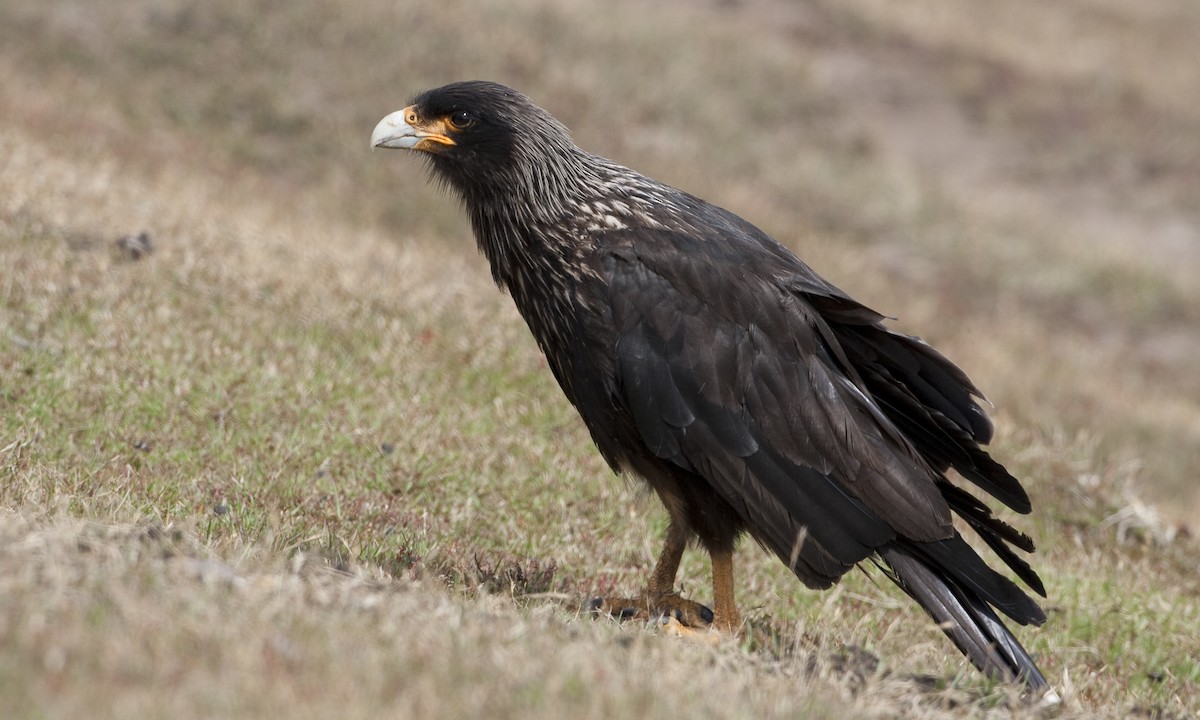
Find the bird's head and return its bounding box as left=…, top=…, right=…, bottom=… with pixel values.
left=371, top=81, right=583, bottom=209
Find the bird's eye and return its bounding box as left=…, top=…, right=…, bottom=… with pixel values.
left=447, top=110, right=475, bottom=129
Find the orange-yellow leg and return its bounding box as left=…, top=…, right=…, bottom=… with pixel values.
left=589, top=522, right=742, bottom=634
left=647, top=520, right=688, bottom=596
left=708, top=545, right=741, bottom=634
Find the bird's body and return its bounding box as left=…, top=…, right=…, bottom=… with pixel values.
left=373, top=81, right=1051, bottom=693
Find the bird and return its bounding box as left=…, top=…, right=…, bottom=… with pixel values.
left=372, top=80, right=1051, bottom=693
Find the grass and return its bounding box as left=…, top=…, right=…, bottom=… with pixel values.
left=2, top=0, right=1199, bottom=717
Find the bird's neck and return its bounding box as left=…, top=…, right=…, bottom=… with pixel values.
left=457, top=153, right=619, bottom=391
left=468, top=198, right=589, bottom=337
left=459, top=148, right=598, bottom=292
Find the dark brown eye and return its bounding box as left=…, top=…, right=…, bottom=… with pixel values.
left=447, top=110, right=475, bottom=129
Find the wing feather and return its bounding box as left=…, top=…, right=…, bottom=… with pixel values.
left=599, top=224, right=1040, bottom=598
left=604, top=232, right=960, bottom=586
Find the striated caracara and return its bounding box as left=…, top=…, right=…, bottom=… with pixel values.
left=372, top=81, right=1052, bottom=693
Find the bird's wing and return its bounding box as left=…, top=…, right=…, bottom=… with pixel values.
left=600, top=226, right=957, bottom=586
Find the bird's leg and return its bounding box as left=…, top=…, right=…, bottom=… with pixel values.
left=588, top=521, right=717, bottom=629
left=646, top=519, right=688, bottom=596
left=708, top=545, right=741, bottom=633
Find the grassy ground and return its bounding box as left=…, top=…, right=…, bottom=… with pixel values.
left=1, top=0, right=1198, bottom=717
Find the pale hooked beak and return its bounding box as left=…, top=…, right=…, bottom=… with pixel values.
left=371, top=105, right=455, bottom=151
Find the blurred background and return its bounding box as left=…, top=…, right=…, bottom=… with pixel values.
left=2, top=0, right=1197, bottom=522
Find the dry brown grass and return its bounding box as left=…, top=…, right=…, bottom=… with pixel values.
left=5, top=509, right=1048, bottom=720
left=1, top=0, right=1198, bottom=717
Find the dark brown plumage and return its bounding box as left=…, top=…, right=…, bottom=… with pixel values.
left=372, top=81, right=1051, bottom=692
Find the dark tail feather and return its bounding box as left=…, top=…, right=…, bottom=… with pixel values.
left=880, top=546, right=1050, bottom=695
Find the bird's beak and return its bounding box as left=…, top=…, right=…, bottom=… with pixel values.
left=371, top=106, right=456, bottom=151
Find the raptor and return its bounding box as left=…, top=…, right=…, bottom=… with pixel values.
left=372, top=81, right=1051, bottom=692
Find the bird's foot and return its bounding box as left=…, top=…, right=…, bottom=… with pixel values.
left=586, top=591, right=715, bottom=630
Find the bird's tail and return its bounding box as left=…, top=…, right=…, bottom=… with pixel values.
left=879, top=545, right=1051, bottom=695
